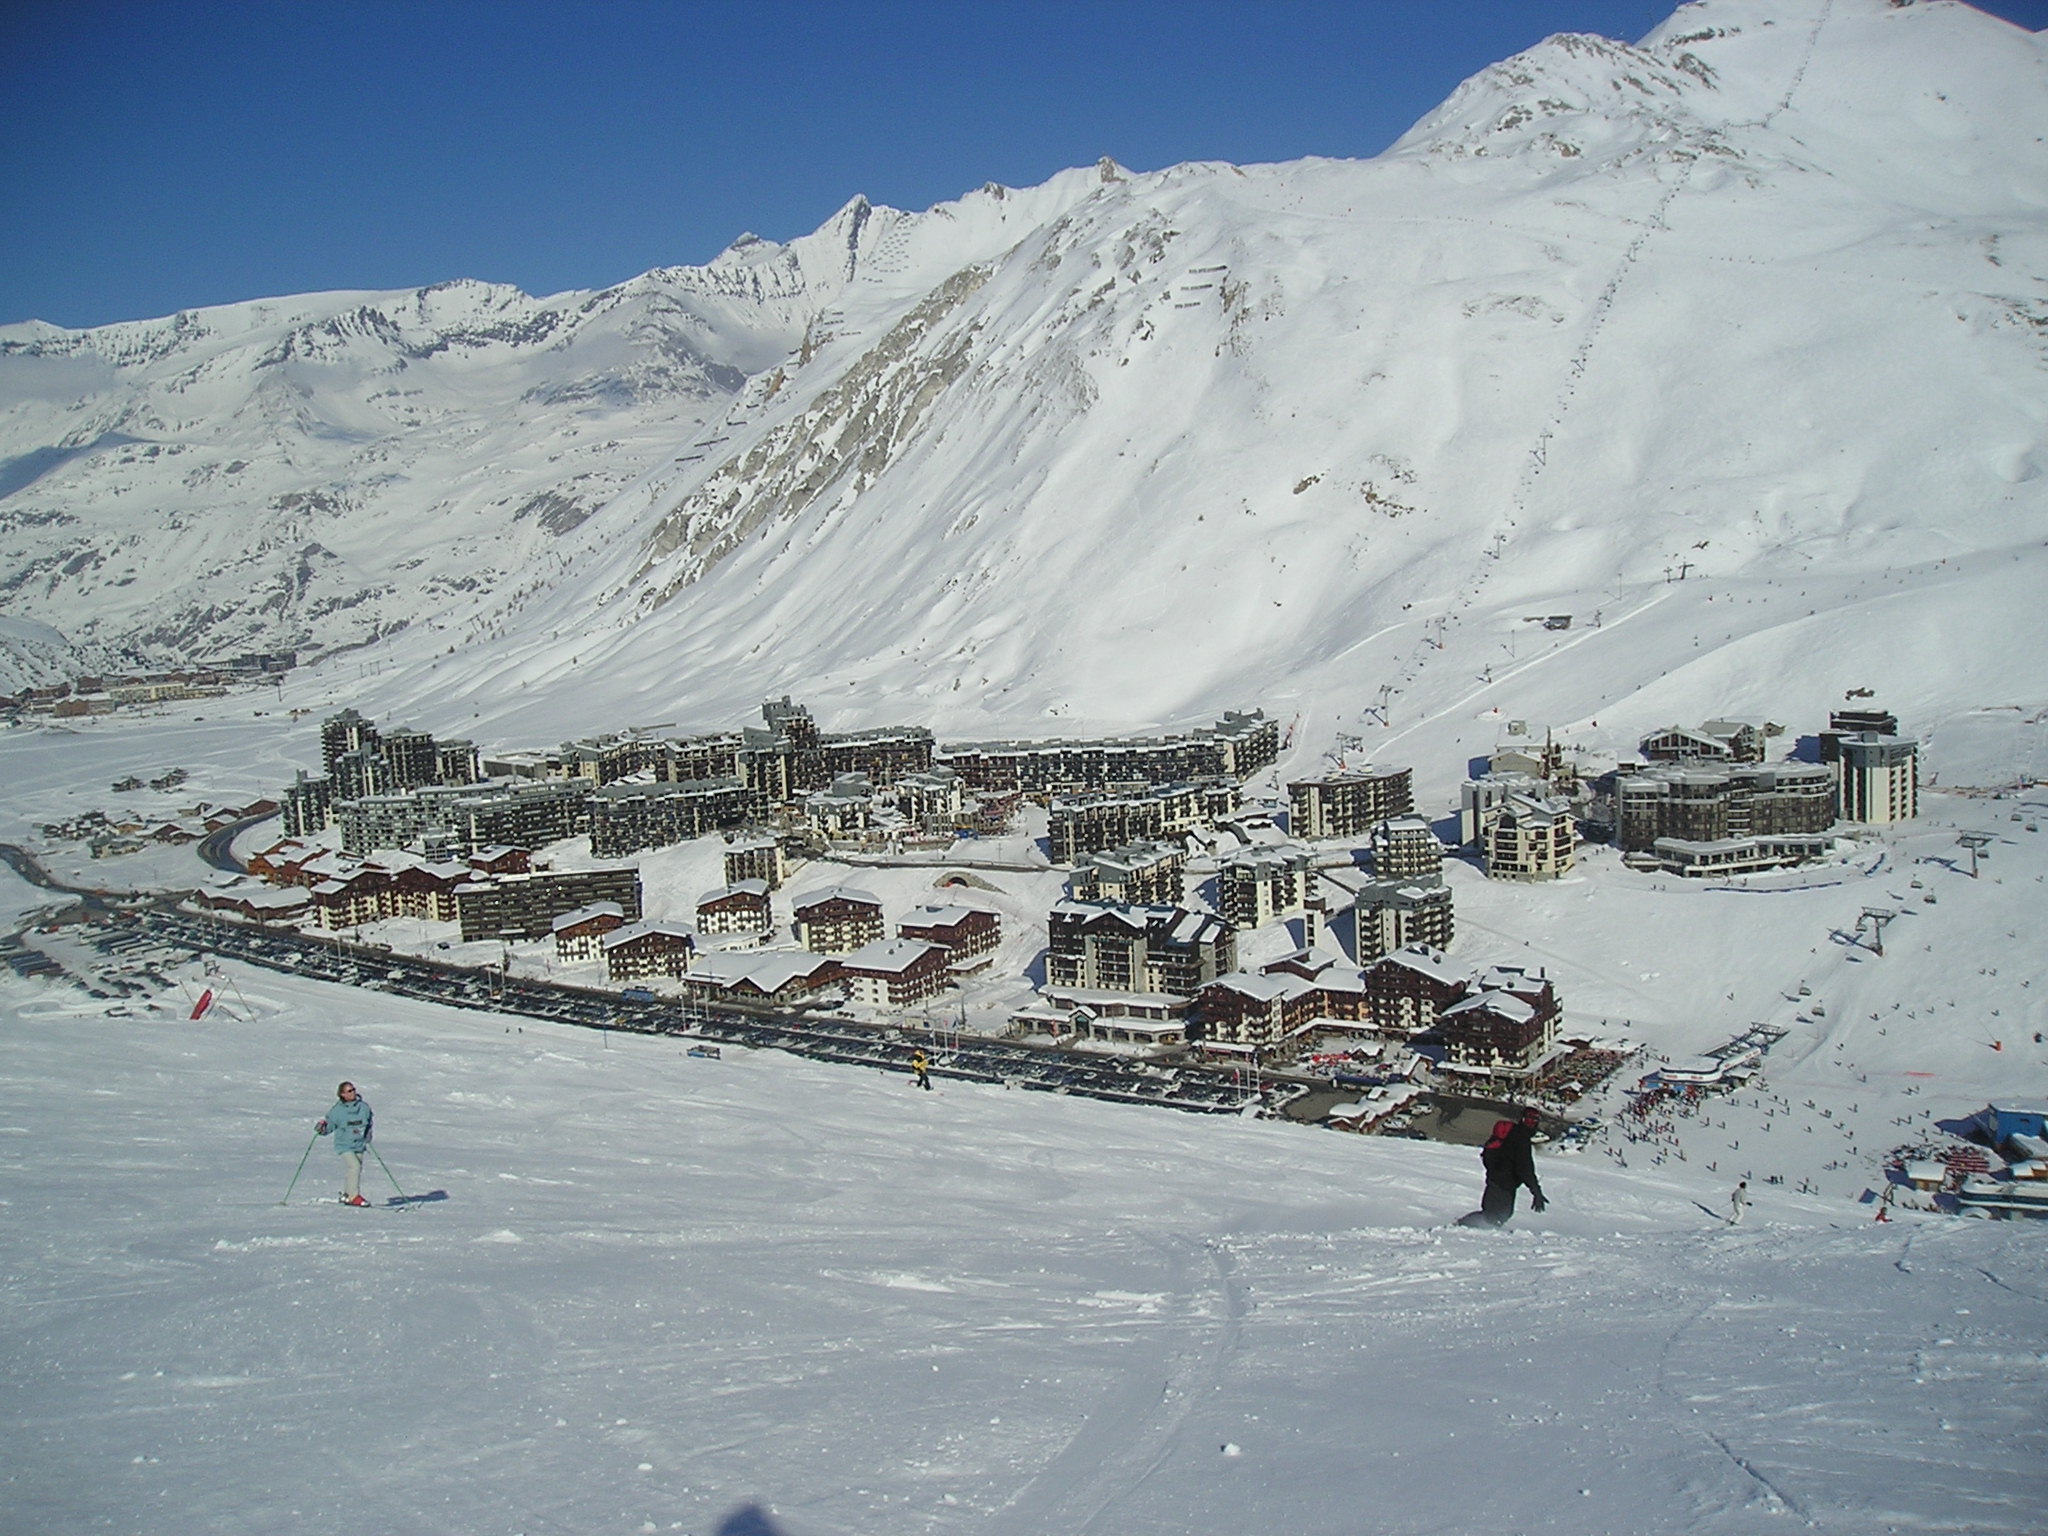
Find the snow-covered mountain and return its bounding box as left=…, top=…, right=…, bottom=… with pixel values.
left=0, top=175, right=1100, bottom=677
left=4, top=0, right=2044, bottom=786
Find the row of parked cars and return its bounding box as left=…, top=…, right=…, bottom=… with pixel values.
left=139, top=906, right=1274, bottom=1116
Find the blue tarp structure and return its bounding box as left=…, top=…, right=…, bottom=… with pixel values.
left=1976, top=1100, right=2048, bottom=1146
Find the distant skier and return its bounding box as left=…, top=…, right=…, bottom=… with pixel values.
left=1479, top=1107, right=1547, bottom=1226
left=1727, top=1180, right=1749, bottom=1225
left=911, top=1050, right=932, bottom=1091
left=315, top=1081, right=374, bottom=1206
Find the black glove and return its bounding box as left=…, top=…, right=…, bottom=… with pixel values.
left=1532, top=1193, right=1548, bottom=1212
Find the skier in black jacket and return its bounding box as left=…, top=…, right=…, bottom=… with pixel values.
left=1480, top=1107, right=1548, bottom=1226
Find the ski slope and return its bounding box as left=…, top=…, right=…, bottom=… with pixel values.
left=1, top=715, right=2044, bottom=1536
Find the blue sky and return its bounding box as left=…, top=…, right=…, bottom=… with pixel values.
left=4, top=0, right=2044, bottom=329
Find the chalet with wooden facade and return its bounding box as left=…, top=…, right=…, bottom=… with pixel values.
left=1194, top=971, right=1323, bottom=1058
left=681, top=950, right=843, bottom=1007
left=196, top=884, right=313, bottom=925
left=1361, top=946, right=1468, bottom=1037
left=1436, top=963, right=1561, bottom=1077
left=897, top=904, right=1000, bottom=963
left=553, top=902, right=627, bottom=961
left=697, top=879, right=774, bottom=936
left=792, top=886, right=885, bottom=954
left=1193, top=944, right=1473, bottom=1063
left=838, top=938, right=952, bottom=1008
left=602, top=920, right=697, bottom=981
left=311, top=869, right=386, bottom=930
left=1045, top=901, right=1235, bottom=997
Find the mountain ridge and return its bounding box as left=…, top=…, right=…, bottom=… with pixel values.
left=3, top=0, right=2043, bottom=794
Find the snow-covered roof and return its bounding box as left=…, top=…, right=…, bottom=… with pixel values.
left=900, top=903, right=982, bottom=928
left=1205, top=971, right=1314, bottom=1004
left=793, top=884, right=882, bottom=912
left=602, top=920, right=695, bottom=950
left=685, top=949, right=834, bottom=991
left=839, top=939, right=945, bottom=976
left=224, top=887, right=310, bottom=911
left=1474, top=962, right=1550, bottom=991
left=1376, top=815, right=1435, bottom=835
left=552, top=901, right=625, bottom=931
left=1442, top=990, right=1535, bottom=1023
left=1657, top=1056, right=1733, bottom=1083
left=1051, top=899, right=1151, bottom=929
left=1374, top=947, right=1464, bottom=987
left=739, top=951, right=839, bottom=990
left=699, top=879, right=771, bottom=904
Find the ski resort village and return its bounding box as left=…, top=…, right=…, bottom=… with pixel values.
left=8, top=684, right=2033, bottom=1201
left=3, top=1, right=2046, bottom=1532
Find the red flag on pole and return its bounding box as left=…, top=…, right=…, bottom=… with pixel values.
left=189, top=988, right=214, bottom=1020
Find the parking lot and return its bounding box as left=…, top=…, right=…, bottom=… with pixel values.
left=133, top=906, right=1274, bottom=1117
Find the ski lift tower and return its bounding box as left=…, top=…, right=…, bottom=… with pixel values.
left=1957, top=831, right=1993, bottom=878
left=1858, top=907, right=1898, bottom=958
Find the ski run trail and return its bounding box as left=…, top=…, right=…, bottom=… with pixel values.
left=1, top=715, right=2044, bottom=1535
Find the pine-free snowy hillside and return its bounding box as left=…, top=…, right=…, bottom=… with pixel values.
left=5, top=0, right=2047, bottom=781
left=0, top=176, right=1102, bottom=679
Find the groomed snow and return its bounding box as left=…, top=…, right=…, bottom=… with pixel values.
left=2, top=716, right=2045, bottom=1536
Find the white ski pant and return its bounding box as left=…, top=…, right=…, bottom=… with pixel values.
left=339, top=1151, right=362, bottom=1200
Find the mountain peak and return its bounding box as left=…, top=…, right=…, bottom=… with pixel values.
left=1387, top=24, right=1723, bottom=168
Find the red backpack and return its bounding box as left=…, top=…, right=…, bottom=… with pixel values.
left=1481, top=1119, right=1515, bottom=1175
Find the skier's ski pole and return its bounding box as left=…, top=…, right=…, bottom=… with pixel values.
left=370, top=1144, right=409, bottom=1204
left=279, top=1129, right=320, bottom=1206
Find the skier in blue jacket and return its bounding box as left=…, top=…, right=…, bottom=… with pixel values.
left=316, top=1081, right=374, bottom=1206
